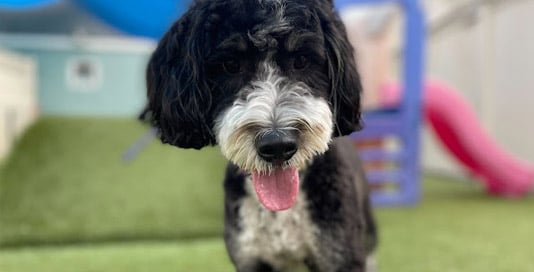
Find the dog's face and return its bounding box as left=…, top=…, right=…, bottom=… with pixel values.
left=144, top=0, right=362, bottom=210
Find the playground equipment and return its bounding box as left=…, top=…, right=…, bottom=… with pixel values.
left=340, top=0, right=425, bottom=205
left=381, top=81, right=534, bottom=197
left=0, top=0, right=187, bottom=39
left=71, top=0, right=187, bottom=39
left=343, top=0, right=533, bottom=204
left=0, top=0, right=59, bottom=10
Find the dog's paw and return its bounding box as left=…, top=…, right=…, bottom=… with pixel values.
left=366, top=254, right=378, bottom=272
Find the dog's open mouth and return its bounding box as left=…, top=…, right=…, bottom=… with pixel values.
left=252, top=167, right=299, bottom=211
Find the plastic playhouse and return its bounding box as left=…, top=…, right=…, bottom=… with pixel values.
left=381, top=81, right=534, bottom=198
left=338, top=0, right=425, bottom=205
left=341, top=0, right=533, bottom=205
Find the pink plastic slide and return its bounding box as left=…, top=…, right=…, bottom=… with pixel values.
left=380, top=80, right=534, bottom=197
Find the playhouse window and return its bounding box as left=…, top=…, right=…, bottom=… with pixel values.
left=65, top=57, right=103, bottom=92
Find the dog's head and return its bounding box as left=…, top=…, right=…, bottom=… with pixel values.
left=143, top=0, right=362, bottom=210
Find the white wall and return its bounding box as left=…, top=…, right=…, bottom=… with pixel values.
left=423, top=0, right=534, bottom=176
left=0, top=48, right=37, bottom=161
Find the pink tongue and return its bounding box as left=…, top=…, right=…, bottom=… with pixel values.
left=252, top=167, right=299, bottom=211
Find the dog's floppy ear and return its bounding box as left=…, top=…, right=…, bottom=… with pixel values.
left=319, top=5, right=363, bottom=136
left=141, top=7, right=215, bottom=149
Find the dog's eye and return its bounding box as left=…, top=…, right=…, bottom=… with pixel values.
left=293, top=55, right=309, bottom=70
left=223, top=59, right=242, bottom=74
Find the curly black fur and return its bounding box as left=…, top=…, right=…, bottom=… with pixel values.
left=142, top=0, right=362, bottom=149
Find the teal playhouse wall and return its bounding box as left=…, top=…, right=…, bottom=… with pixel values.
left=1, top=35, right=153, bottom=117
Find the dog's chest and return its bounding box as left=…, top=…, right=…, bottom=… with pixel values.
left=237, top=179, right=317, bottom=267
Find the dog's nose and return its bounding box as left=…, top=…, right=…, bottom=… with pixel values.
left=256, top=130, right=298, bottom=163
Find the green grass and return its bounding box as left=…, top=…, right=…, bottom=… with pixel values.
left=377, top=179, right=534, bottom=272
left=0, top=117, right=227, bottom=246
left=0, top=239, right=233, bottom=272
left=1, top=117, right=534, bottom=271
left=1, top=179, right=533, bottom=272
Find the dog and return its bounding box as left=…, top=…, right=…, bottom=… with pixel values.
left=141, top=0, right=377, bottom=271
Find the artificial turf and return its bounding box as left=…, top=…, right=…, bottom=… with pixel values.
left=0, top=239, right=233, bottom=272
left=1, top=118, right=533, bottom=272
left=0, top=117, right=227, bottom=246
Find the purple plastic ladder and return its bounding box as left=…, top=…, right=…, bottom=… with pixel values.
left=338, top=0, right=426, bottom=205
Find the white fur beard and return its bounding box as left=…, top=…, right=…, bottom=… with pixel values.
left=215, top=64, right=333, bottom=173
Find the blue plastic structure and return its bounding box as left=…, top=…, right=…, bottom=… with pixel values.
left=71, top=0, right=188, bottom=39
left=338, top=0, right=425, bottom=205
left=0, top=0, right=189, bottom=39
left=0, top=0, right=59, bottom=10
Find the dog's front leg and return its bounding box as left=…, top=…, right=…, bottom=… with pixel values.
left=304, top=232, right=368, bottom=272
left=233, top=260, right=279, bottom=272
left=306, top=254, right=372, bottom=272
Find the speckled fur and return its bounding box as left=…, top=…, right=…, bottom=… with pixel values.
left=224, top=139, right=377, bottom=272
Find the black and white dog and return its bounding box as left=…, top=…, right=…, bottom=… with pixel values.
left=142, top=0, right=377, bottom=271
